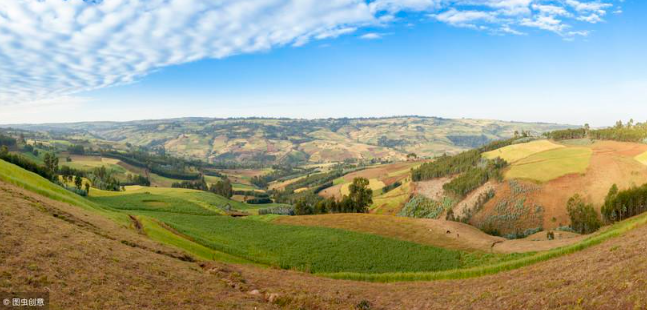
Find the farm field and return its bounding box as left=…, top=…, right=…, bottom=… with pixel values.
left=504, top=146, right=592, bottom=182
left=635, top=150, right=647, bottom=165
left=319, top=161, right=417, bottom=199
left=476, top=140, right=647, bottom=233
left=482, top=139, right=564, bottom=163
left=5, top=177, right=647, bottom=309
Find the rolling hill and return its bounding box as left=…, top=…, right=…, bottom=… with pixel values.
left=4, top=161, right=647, bottom=309
left=6, top=116, right=572, bottom=164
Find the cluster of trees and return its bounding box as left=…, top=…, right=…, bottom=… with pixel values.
left=101, top=150, right=202, bottom=181
left=88, top=166, right=122, bottom=191
left=0, top=147, right=55, bottom=180
left=442, top=158, right=507, bottom=198
left=377, top=136, right=407, bottom=149
left=545, top=128, right=588, bottom=140
left=546, top=120, right=647, bottom=143
left=293, top=178, right=373, bottom=215
left=125, top=174, right=151, bottom=186
left=566, top=194, right=601, bottom=234
left=412, top=149, right=481, bottom=181
left=0, top=134, right=16, bottom=147
left=601, top=183, right=647, bottom=223
left=171, top=177, right=233, bottom=198
left=67, top=144, right=85, bottom=155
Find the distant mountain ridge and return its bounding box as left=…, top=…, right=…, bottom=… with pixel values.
left=5, top=116, right=575, bottom=164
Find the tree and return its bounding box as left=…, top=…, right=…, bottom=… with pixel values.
left=43, top=153, right=58, bottom=174
left=348, top=177, right=373, bottom=213
left=74, top=175, right=83, bottom=190
left=210, top=179, right=233, bottom=198
left=567, top=194, right=601, bottom=234
left=0, top=145, right=8, bottom=157
left=84, top=182, right=91, bottom=194
left=294, top=198, right=313, bottom=215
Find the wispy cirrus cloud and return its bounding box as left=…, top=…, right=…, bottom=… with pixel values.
left=0, top=0, right=622, bottom=107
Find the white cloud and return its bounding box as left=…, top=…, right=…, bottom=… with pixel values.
left=432, top=9, right=498, bottom=28
left=0, top=0, right=622, bottom=108
left=430, top=0, right=617, bottom=37
left=360, top=32, right=383, bottom=40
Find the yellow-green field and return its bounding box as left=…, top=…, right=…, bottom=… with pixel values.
left=371, top=180, right=412, bottom=215
left=340, top=178, right=385, bottom=196
left=505, top=147, right=592, bottom=182
left=635, top=151, right=647, bottom=166
left=483, top=140, right=564, bottom=163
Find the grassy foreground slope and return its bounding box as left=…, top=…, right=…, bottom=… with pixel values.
left=0, top=159, right=128, bottom=224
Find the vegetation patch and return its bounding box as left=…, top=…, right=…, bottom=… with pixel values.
left=399, top=195, right=455, bottom=219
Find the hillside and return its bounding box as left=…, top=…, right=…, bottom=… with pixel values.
left=6, top=116, right=572, bottom=164
left=4, top=175, right=647, bottom=309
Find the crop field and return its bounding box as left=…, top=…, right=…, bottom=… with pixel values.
left=482, top=140, right=564, bottom=163
left=321, top=162, right=417, bottom=198
left=89, top=186, right=254, bottom=211
left=274, top=213, right=499, bottom=252
left=635, top=150, right=647, bottom=165
left=371, top=179, right=412, bottom=215
left=110, top=208, right=482, bottom=274
left=505, top=146, right=592, bottom=182
left=340, top=178, right=385, bottom=196
left=63, top=156, right=127, bottom=174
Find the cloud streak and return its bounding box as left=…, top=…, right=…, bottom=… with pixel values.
left=0, top=0, right=620, bottom=106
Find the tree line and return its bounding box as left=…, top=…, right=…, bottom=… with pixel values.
left=546, top=120, right=647, bottom=143
left=601, top=183, right=647, bottom=223
left=171, top=177, right=234, bottom=199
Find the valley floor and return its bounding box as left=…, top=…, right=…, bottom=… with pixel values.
left=2, top=180, right=647, bottom=309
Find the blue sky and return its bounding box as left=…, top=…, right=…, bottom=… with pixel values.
left=1, top=0, right=645, bottom=126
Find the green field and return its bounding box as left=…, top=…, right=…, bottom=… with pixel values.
left=505, top=147, right=593, bottom=182
left=483, top=140, right=564, bottom=163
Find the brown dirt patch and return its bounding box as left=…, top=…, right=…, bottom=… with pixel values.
left=414, top=177, right=452, bottom=200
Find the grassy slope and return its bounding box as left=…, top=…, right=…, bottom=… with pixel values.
left=505, top=147, right=592, bottom=182
left=0, top=159, right=128, bottom=225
